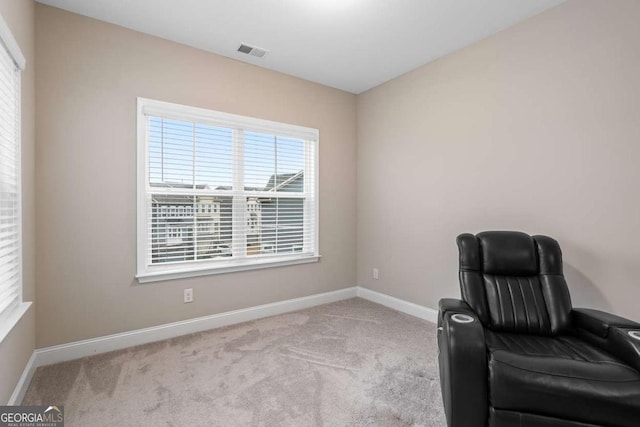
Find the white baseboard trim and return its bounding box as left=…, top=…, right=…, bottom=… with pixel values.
left=34, top=286, right=358, bottom=368
left=10, top=285, right=438, bottom=403
left=8, top=351, right=37, bottom=405
left=356, top=287, right=438, bottom=323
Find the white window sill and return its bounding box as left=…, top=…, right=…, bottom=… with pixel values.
left=136, top=254, right=321, bottom=284
left=0, top=302, right=32, bottom=344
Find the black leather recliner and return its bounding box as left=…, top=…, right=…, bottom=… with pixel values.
left=438, top=231, right=640, bottom=427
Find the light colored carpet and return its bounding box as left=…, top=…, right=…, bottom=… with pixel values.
left=23, top=297, right=446, bottom=426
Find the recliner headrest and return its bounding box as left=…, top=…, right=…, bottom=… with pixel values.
left=477, top=231, right=538, bottom=276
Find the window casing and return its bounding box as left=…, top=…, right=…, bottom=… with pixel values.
left=137, top=98, right=319, bottom=283
left=0, top=13, right=28, bottom=341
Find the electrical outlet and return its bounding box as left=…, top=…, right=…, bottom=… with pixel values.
left=183, top=288, right=193, bottom=303
left=373, top=268, right=379, bottom=280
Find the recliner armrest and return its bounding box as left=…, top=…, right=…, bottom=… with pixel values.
left=572, top=308, right=640, bottom=338
left=573, top=308, right=640, bottom=373
left=438, top=298, right=487, bottom=427
left=606, top=327, right=640, bottom=373
left=439, top=298, right=475, bottom=314
left=438, top=298, right=475, bottom=328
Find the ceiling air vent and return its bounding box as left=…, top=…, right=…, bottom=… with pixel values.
left=237, top=43, right=268, bottom=58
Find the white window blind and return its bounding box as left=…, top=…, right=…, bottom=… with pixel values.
left=0, top=14, right=24, bottom=326
left=137, top=98, right=319, bottom=282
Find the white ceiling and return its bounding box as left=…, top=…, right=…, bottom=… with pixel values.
left=36, top=0, right=565, bottom=94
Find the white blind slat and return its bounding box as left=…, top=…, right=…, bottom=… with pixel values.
left=0, top=17, right=22, bottom=321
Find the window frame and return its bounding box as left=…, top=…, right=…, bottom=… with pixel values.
left=136, top=98, right=320, bottom=283
left=0, top=12, right=30, bottom=343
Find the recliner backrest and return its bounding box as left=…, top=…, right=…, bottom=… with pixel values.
left=457, top=231, right=572, bottom=335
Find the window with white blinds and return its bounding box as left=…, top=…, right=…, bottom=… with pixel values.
left=0, top=14, right=25, bottom=330
left=136, top=98, right=319, bottom=282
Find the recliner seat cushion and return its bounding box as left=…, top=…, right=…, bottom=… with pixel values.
left=486, top=331, right=619, bottom=362
left=487, top=332, right=640, bottom=427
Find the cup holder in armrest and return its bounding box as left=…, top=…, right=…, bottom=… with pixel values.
left=451, top=313, right=475, bottom=324
left=628, top=331, right=640, bottom=341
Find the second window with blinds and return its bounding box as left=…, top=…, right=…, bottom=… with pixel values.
left=137, top=98, right=319, bottom=282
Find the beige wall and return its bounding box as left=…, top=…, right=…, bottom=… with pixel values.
left=0, top=0, right=36, bottom=404
left=357, top=0, right=640, bottom=321
left=35, top=5, right=357, bottom=348
left=31, top=0, right=640, bottom=351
